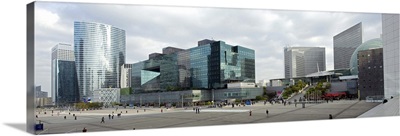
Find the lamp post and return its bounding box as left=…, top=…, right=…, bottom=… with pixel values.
left=158, top=94, right=161, bottom=108
left=181, top=94, right=184, bottom=108
left=212, top=89, right=215, bottom=107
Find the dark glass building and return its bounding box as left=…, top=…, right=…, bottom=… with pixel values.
left=131, top=39, right=255, bottom=92
left=51, top=43, right=79, bottom=105
left=358, top=48, right=384, bottom=100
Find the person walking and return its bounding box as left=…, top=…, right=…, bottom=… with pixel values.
left=112, top=115, right=114, bottom=119
left=75, top=116, right=77, bottom=120
left=64, top=116, right=66, bottom=120
left=108, top=114, right=111, bottom=119
left=329, top=114, right=333, bottom=119
left=249, top=110, right=252, bottom=116
left=266, top=109, right=269, bottom=117
left=101, top=117, right=105, bottom=123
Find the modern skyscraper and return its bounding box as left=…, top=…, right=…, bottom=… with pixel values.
left=51, top=43, right=79, bottom=105
left=74, top=22, right=126, bottom=100
left=358, top=48, right=384, bottom=100
left=333, top=22, right=363, bottom=69
left=382, top=14, right=400, bottom=98
left=284, top=47, right=326, bottom=78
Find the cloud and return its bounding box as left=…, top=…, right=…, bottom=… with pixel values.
left=34, top=2, right=382, bottom=93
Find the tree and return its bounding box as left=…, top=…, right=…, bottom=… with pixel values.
left=255, top=95, right=266, bottom=101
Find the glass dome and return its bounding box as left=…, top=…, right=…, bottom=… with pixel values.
left=349, top=38, right=383, bottom=75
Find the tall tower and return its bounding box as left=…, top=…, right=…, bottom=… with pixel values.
left=51, top=43, right=79, bottom=105
left=284, top=47, right=326, bottom=78
left=333, top=22, right=363, bottom=69
left=382, top=14, right=400, bottom=98
left=74, top=22, right=126, bottom=100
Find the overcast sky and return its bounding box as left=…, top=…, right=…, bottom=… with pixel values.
left=34, top=2, right=382, bottom=95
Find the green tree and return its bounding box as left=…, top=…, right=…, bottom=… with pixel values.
left=255, top=95, right=266, bottom=101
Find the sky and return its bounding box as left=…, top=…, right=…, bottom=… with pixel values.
left=34, top=2, right=382, bottom=95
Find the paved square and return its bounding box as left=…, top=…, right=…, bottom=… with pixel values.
left=35, top=100, right=380, bottom=134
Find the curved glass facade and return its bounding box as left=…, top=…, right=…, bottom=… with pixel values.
left=74, top=22, right=126, bottom=100
left=349, top=38, right=382, bottom=75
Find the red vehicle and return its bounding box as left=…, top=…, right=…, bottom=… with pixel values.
left=323, top=92, right=347, bottom=99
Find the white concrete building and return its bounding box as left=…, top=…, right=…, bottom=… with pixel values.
left=382, top=14, right=400, bottom=98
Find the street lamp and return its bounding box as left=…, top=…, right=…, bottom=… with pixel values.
left=181, top=94, right=184, bottom=108
left=212, top=89, right=215, bottom=107
left=158, top=94, right=161, bottom=108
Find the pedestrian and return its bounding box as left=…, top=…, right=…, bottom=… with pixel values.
left=161, top=109, right=163, bottom=113
left=36, top=115, right=38, bottom=118
left=126, top=111, right=128, bottom=113
left=64, top=116, right=66, bottom=119
left=69, top=112, right=70, bottom=115
left=112, top=115, right=114, bottom=119
left=266, top=109, right=269, bottom=116
left=198, top=107, right=201, bottom=114
left=144, top=109, right=146, bottom=112
left=82, top=127, right=87, bottom=132
left=101, top=117, right=105, bottom=123
left=75, top=116, right=77, bottom=120
left=329, top=114, right=333, bottom=119
left=108, top=114, right=111, bottom=119
left=137, top=110, right=139, bottom=113
left=249, top=110, right=252, bottom=116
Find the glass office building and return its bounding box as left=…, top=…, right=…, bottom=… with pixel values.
left=51, top=43, right=79, bottom=105
left=333, top=22, right=363, bottom=69
left=74, top=22, right=126, bottom=100
left=131, top=39, right=255, bottom=92
left=284, top=47, right=326, bottom=78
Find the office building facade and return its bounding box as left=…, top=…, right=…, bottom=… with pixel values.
left=333, top=22, right=363, bottom=69
left=74, top=22, right=126, bottom=100
left=358, top=48, right=384, bottom=100
left=120, top=64, right=132, bottom=88
left=131, top=39, right=255, bottom=92
left=51, top=43, right=79, bottom=105
left=284, top=47, right=326, bottom=78
left=382, top=14, right=400, bottom=98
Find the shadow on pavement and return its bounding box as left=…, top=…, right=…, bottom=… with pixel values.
left=4, top=123, right=26, bottom=132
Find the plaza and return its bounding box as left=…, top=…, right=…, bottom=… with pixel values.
left=35, top=99, right=379, bottom=134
